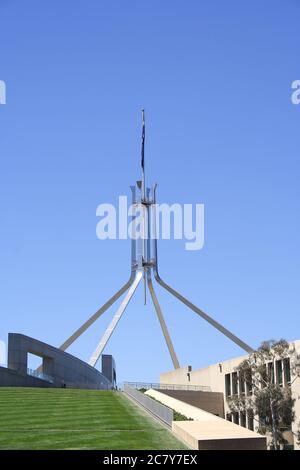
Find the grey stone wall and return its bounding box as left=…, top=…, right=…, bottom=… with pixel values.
left=0, top=333, right=115, bottom=390
left=0, top=366, right=54, bottom=388
left=101, top=354, right=116, bottom=386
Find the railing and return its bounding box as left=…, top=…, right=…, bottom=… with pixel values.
left=124, top=381, right=211, bottom=392
left=123, top=383, right=174, bottom=426
left=27, top=368, right=54, bottom=383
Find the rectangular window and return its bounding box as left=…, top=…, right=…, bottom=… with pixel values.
left=276, top=360, right=283, bottom=385
left=261, top=364, right=267, bottom=387
left=258, top=415, right=264, bottom=428
left=232, top=412, right=239, bottom=425
left=240, top=412, right=246, bottom=428
left=246, top=369, right=252, bottom=395
left=239, top=372, right=245, bottom=394
left=232, top=372, right=238, bottom=395
left=226, top=413, right=232, bottom=422
left=283, top=358, right=291, bottom=385
left=267, top=362, right=275, bottom=384
left=247, top=410, right=254, bottom=431
left=225, top=373, right=231, bottom=397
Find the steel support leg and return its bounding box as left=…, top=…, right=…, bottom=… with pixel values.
left=147, top=276, right=180, bottom=369
left=35, top=275, right=135, bottom=373
left=151, top=186, right=253, bottom=354
left=59, top=274, right=135, bottom=351
left=89, top=270, right=143, bottom=367
left=154, top=270, right=254, bottom=354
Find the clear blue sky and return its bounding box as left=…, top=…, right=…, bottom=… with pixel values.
left=0, top=1, right=299, bottom=382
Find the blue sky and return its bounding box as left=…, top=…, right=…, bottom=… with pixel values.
left=0, top=0, right=299, bottom=382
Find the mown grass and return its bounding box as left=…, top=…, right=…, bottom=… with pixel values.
left=0, top=388, right=187, bottom=450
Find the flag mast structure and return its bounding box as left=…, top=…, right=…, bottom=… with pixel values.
left=58, top=112, right=254, bottom=370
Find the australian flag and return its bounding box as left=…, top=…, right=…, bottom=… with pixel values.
left=141, top=109, right=145, bottom=171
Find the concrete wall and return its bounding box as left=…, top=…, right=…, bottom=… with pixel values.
left=1, top=333, right=114, bottom=390
left=145, top=389, right=266, bottom=450
left=160, top=357, right=248, bottom=392
left=172, top=422, right=267, bottom=450
left=160, top=366, right=192, bottom=386
left=158, top=389, right=224, bottom=417
left=0, top=366, right=54, bottom=388
left=102, top=355, right=116, bottom=386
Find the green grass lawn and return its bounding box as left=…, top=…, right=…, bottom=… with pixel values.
left=0, top=388, right=187, bottom=450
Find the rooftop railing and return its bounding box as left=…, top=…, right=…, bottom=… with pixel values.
left=27, top=368, right=54, bottom=384
left=124, top=381, right=211, bottom=392
left=123, top=383, right=173, bottom=426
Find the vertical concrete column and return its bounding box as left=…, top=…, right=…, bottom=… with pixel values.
left=7, top=334, right=28, bottom=375
left=43, top=357, right=54, bottom=376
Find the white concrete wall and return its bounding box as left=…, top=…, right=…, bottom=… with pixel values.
left=145, top=389, right=266, bottom=450
left=160, top=340, right=300, bottom=450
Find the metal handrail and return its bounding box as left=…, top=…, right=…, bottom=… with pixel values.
left=27, top=368, right=54, bottom=384
left=123, top=383, right=173, bottom=426
left=124, top=381, right=211, bottom=392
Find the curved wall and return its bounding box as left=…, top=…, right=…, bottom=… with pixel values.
left=2, top=333, right=114, bottom=390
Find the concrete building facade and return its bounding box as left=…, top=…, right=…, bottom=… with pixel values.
left=160, top=339, right=300, bottom=450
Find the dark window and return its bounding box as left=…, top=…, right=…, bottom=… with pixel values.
left=258, top=416, right=264, bottom=428
left=232, top=412, right=239, bottom=425
left=246, top=369, right=253, bottom=395
left=232, top=372, right=238, bottom=395
left=261, top=364, right=267, bottom=387
left=240, top=413, right=246, bottom=428
left=248, top=410, right=254, bottom=431
left=283, top=358, right=291, bottom=385
left=276, top=360, right=283, bottom=385
left=259, top=413, right=270, bottom=427
left=226, top=413, right=232, bottom=422
left=267, top=362, right=275, bottom=384
left=239, top=372, right=245, bottom=394
left=225, top=373, right=231, bottom=397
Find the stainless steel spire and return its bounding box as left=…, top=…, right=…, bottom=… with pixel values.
left=56, top=112, right=254, bottom=371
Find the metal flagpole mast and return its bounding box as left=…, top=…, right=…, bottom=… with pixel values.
left=141, top=108, right=146, bottom=202
left=47, top=111, right=253, bottom=375
left=141, top=109, right=147, bottom=305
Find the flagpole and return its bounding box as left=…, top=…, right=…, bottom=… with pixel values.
left=141, top=109, right=147, bottom=304
left=141, top=108, right=145, bottom=202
